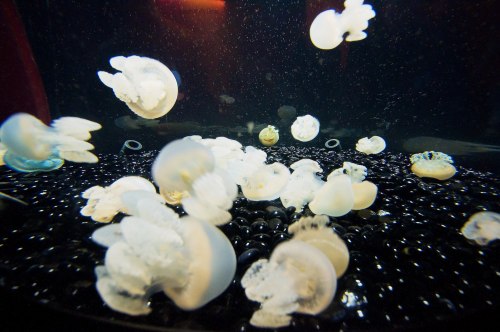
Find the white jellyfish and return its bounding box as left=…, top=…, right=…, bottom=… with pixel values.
left=355, top=136, right=386, bottom=154
left=94, top=198, right=237, bottom=315
left=291, top=115, right=320, bottom=142
left=0, top=113, right=101, bottom=172
left=309, top=0, right=376, bottom=50
left=461, top=211, right=500, bottom=245
left=241, top=240, right=337, bottom=328
left=410, top=151, right=457, bottom=181
left=288, top=215, right=350, bottom=277
left=280, top=159, right=324, bottom=212
left=80, top=176, right=164, bottom=223
left=241, top=162, right=291, bottom=201
left=98, top=55, right=178, bottom=119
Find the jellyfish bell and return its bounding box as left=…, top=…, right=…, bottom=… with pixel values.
left=98, top=55, right=178, bottom=119
left=356, top=136, right=386, bottom=154
left=241, top=162, right=290, bottom=201
left=291, top=115, right=320, bottom=142
left=258, top=125, right=279, bottom=146
left=461, top=211, right=500, bottom=246
left=410, top=151, right=457, bottom=181
left=152, top=139, right=215, bottom=195
left=309, top=1, right=376, bottom=50
left=309, top=174, right=354, bottom=217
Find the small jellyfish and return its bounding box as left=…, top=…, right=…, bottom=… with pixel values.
left=410, top=151, right=457, bottom=180
left=355, top=136, right=386, bottom=154
left=291, top=115, right=320, bottom=142
left=0, top=113, right=101, bottom=172
left=258, top=125, right=279, bottom=146
left=309, top=0, right=376, bottom=50
left=461, top=211, right=500, bottom=245
left=98, top=55, right=178, bottom=119
left=241, top=240, right=337, bottom=328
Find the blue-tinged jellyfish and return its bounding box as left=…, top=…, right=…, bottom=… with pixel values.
left=0, top=113, right=101, bottom=172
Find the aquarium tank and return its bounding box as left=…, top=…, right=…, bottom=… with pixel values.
left=0, top=0, right=499, bottom=331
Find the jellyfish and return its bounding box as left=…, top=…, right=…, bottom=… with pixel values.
left=309, top=0, right=376, bottom=50
left=461, top=211, right=500, bottom=246
left=288, top=215, right=349, bottom=277
left=258, top=125, right=279, bottom=146
left=0, top=113, right=101, bottom=172
left=409, top=151, right=456, bottom=180
left=98, top=55, right=178, bottom=119
left=80, top=176, right=164, bottom=223
left=93, top=197, right=236, bottom=315
left=241, top=239, right=337, bottom=328
left=291, top=115, right=320, bottom=142
left=241, top=162, right=291, bottom=201
left=355, top=136, right=386, bottom=154
left=280, top=159, right=324, bottom=212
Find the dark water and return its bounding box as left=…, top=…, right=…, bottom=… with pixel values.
left=10, top=0, right=500, bottom=168
left=0, top=147, right=499, bottom=331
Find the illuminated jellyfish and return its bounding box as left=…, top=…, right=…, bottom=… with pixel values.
left=410, top=151, right=456, bottom=180
left=258, top=125, right=279, bottom=146
left=309, top=0, right=376, bottom=50
left=291, top=115, right=320, bottom=142
left=356, top=136, right=386, bottom=154
left=98, top=55, right=178, bottom=119
left=0, top=113, right=101, bottom=172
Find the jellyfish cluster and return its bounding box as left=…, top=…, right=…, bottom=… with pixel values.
left=1, top=2, right=498, bottom=329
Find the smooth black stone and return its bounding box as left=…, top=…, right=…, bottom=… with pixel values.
left=237, top=248, right=263, bottom=267
left=250, top=220, right=270, bottom=234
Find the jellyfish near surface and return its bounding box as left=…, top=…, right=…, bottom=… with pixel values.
left=0, top=113, right=101, bottom=172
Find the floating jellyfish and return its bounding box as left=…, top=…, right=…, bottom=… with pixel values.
left=288, top=215, right=349, bottom=277
left=410, top=151, right=457, bottom=181
left=219, top=94, right=235, bottom=104
left=291, top=115, right=320, bottom=142
left=277, top=105, right=297, bottom=123
left=280, top=159, right=324, bottom=212
left=98, top=55, right=178, bottom=119
left=152, top=139, right=215, bottom=196
left=309, top=0, right=376, bottom=50
left=241, top=240, right=337, bottom=328
left=258, top=125, right=279, bottom=146
left=0, top=113, right=101, bottom=172
left=356, top=136, right=386, bottom=154
left=241, top=162, right=290, bottom=201
left=93, top=197, right=236, bottom=315
left=80, top=176, right=164, bottom=223
left=461, top=211, right=500, bottom=245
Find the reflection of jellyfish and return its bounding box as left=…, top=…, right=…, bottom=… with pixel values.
left=0, top=113, right=101, bottom=172
left=403, top=136, right=500, bottom=156
left=98, top=55, right=178, bottom=119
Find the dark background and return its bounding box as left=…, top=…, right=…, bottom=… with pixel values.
left=4, top=0, right=500, bottom=169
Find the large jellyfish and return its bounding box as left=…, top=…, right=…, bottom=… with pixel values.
left=98, top=55, right=178, bottom=119
left=0, top=113, right=101, bottom=172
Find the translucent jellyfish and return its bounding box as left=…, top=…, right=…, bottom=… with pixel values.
left=291, top=115, right=320, bottom=142
left=309, top=174, right=354, bottom=217
left=288, top=215, right=349, bottom=277
left=98, top=55, right=178, bottom=119
left=0, top=113, right=101, bottom=172
left=410, top=151, right=457, bottom=181
left=241, top=162, right=291, bottom=201
left=277, top=105, right=297, bottom=122
left=280, top=159, right=324, bottom=212
left=355, top=136, right=386, bottom=154
left=329, top=161, right=367, bottom=183
left=152, top=139, right=215, bottom=195
left=461, top=211, right=500, bottom=245
left=94, top=197, right=236, bottom=315
left=310, top=0, right=376, bottom=50
left=80, top=176, right=163, bottom=223
left=219, top=94, right=235, bottom=104
left=241, top=240, right=336, bottom=328
left=258, top=125, right=279, bottom=146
